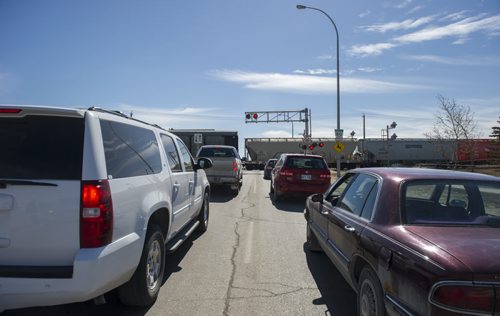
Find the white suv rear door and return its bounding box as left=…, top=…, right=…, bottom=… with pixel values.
left=176, top=140, right=202, bottom=215
left=159, top=134, right=192, bottom=236
left=0, top=110, right=85, bottom=269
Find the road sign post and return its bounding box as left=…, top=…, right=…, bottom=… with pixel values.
left=335, top=129, right=344, bottom=140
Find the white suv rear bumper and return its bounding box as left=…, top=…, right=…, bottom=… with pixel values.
left=0, top=233, right=142, bottom=312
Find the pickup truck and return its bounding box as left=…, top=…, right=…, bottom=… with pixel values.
left=196, top=145, right=243, bottom=193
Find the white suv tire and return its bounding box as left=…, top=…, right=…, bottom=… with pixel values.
left=118, top=225, right=165, bottom=306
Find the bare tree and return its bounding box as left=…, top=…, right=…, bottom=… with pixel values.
left=490, top=116, right=500, bottom=141
left=488, top=116, right=500, bottom=163
left=425, top=95, right=479, bottom=164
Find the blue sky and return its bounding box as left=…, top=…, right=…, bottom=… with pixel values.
left=1, top=0, right=499, bottom=152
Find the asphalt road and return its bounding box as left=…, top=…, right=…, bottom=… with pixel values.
left=3, top=171, right=356, bottom=316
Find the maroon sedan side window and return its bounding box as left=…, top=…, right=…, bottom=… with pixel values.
left=326, top=173, right=356, bottom=203
left=337, top=174, right=378, bottom=216
left=360, top=181, right=379, bottom=220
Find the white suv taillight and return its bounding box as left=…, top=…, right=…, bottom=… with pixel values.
left=80, top=180, right=113, bottom=248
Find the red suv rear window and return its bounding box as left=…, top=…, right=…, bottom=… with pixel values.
left=285, top=157, right=327, bottom=169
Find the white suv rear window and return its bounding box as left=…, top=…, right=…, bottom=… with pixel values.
left=0, top=115, right=84, bottom=180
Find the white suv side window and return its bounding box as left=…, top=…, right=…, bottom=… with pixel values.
left=160, top=134, right=182, bottom=173
left=177, top=140, right=194, bottom=172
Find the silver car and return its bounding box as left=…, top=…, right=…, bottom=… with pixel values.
left=263, top=159, right=277, bottom=180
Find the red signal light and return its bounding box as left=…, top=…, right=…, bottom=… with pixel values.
left=309, top=145, right=315, bottom=150
left=253, top=113, right=258, bottom=120
left=319, top=142, right=325, bottom=147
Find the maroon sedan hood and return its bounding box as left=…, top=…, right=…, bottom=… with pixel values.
left=405, top=226, right=500, bottom=277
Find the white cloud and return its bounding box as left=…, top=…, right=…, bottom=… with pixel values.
left=440, top=10, right=469, bottom=22
left=211, top=70, right=426, bottom=94
left=293, top=69, right=337, bottom=75
left=261, top=130, right=292, bottom=138
left=343, top=69, right=357, bottom=75
left=403, top=54, right=500, bottom=66
left=357, top=107, right=436, bottom=138
left=350, top=14, right=500, bottom=57
left=358, top=67, right=382, bottom=73
left=317, top=54, right=334, bottom=60
left=395, top=14, right=500, bottom=43
left=348, top=42, right=396, bottom=57
left=395, top=0, right=412, bottom=9
left=113, top=104, right=239, bottom=129
left=359, top=10, right=371, bottom=18
left=407, top=5, right=424, bottom=15
left=452, top=37, right=468, bottom=45
left=361, top=15, right=435, bottom=33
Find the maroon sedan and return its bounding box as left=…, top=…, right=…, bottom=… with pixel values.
left=304, top=167, right=500, bottom=315
left=270, top=154, right=331, bottom=201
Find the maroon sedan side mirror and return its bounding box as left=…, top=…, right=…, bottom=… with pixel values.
left=311, top=193, right=324, bottom=203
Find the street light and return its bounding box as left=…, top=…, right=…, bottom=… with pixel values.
left=386, top=121, right=397, bottom=140
left=296, top=4, right=341, bottom=178
left=384, top=122, right=397, bottom=166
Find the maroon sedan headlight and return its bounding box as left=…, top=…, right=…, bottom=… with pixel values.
left=429, top=282, right=500, bottom=314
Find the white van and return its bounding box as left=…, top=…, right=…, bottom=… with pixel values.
left=0, top=105, right=212, bottom=312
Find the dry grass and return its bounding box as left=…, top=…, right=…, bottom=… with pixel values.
left=465, top=166, right=500, bottom=177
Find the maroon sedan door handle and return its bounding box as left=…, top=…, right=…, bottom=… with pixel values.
left=344, top=225, right=356, bottom=232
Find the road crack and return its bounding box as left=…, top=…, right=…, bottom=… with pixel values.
left=230, top=285, right=317, bottom=300
left=223, top=193, right=255, bottom=316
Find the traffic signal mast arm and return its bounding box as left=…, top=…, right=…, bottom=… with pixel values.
left=244, top=109, right=309, bottom=124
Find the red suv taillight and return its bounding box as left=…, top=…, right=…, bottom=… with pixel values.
left=80, top=180, right=113, bottom=248
left=233, top=161, right=238, bottom=172
left=279, top=167, right=294, bottom=177
left=430, top=284, right=499, bottom=314
left=320, top=171, right=331, bottom=180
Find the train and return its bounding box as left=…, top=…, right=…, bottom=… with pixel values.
left=245, top=137, right=500, bottom=169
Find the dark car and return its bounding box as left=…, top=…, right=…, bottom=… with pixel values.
left=304, top=167, right=500, bottom=316
left=270, top=154, right=331, bottom=201
left=263, top=158, right=277, bottom=180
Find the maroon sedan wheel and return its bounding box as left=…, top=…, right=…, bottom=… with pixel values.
left=358, top=267, right=385, bottom=316
left=306, top=222, right=322, bottom=252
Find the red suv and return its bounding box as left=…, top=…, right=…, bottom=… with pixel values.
left=270, top=154, right=331, bottom=201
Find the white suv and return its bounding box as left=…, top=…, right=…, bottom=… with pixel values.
left=0, top=105, right=212, bottom=312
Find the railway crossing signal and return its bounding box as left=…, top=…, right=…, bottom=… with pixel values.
left=300, top=141, right=326, bottom=151
left=245, top=113, right=259, bottom=121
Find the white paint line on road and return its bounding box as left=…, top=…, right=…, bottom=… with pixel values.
left=243, top=221, right=254, bottom=264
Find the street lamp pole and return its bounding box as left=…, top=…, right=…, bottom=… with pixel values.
left=296, top=4, right=341, bottom=178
